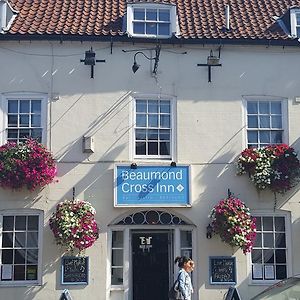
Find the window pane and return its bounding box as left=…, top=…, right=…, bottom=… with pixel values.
left=148, top=129, right=158, bottom=140
left=26, top=265, right=38, bottom=280
left=111, top=268, right=123, bottom=285
left=276, top=265, right=287, bottom=280
left=180, top=231, right=192, bottom=248
left=160, top=115, right=170, bottom=128
left=275, top=233, right=286, bottom=248
left=160, top=102, right=170, bottom=113
left=252, top=249, right=262, bottom=263
left=275, top=250, right=286, bottom=263
left=27, top=249, right=38, bottom=264
left=133, top=23, right=144, bottom=34
left=263, top=233, right=274, bottom=248
left=14, top=265, right=25, bottom=281
left=259, top=131, right=270, bottom=144
left=159, top=9, right=170, bottom=21
left=275, top=217, right=285, bottom=231
left=158, top=23, right=170, bottom=35
left=271, top=132, right=282, bottom=144
left=271, top=116, right=282, bottom=128
left=3, top=216, right=14, bottom=231
left=248, top=116, right=258, bottom=128
left=8, top=115, right=18, bottom=127
left=27, top=232, right=38, bottom=248
left=263, top=249, right=274, bottom=263
left=254, top=233, right=262, bottom=247
left=19, top=115, right=29, bottom=127
left=160, top=129, right=170, bottom=140
left=2, top=250, right=13, bottom=264
left=20, top=101, right=30, bottom=113
left=136, top=142, right=146, bottom=155
left=259, top=102, right=269, bottom=114
left=247, top=101, right=258, bottom=114
left=148, top=115, right=158, bottom=127
left=136, top=129, right=146, bottom=140
left=136, top=114, right=147, bottom=127
left=30, top=129, right=42, bottom=141
left=31, top=115, right=41, bottom=127
left=2, top=233, right=13, bottom=248
left=148, top=101, right=158, bottom=113
left=31, top=101, right=41, bottom=113
left=259, top=116, right=270, bottom=128
left=7, top=129, right=18, bottom=139
left=146, top=9, right=157, bottom=21
left=15, top=232, right=26, bottom=248
left=136, top=100, right=147, bottom=112
left=8, top=100, right=18, bottom=113
left=146, top=23, right=157, bottom=35
left=15, top=216, right=26, bottom=231
left=28, top=216, right=39, bottom=231
left=112, top=232, right=123, bottom=248
left=19, top=129, right=30, bottom=139
left=14, top=249, right=25, bottom=264
left=271, top=102, right=281, bottom=114
left=248, top=131, right=258, bottom=143
left=112, top=249, right=123, bottom=266
left=148, top=142, right=158, bottom=155
left=134, top=9, right=144, bottom=20
left=263, top=217, right=273, bottom=231
left=160, top=142, right=170, bottom=155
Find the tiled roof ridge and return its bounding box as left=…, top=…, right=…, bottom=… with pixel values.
left=4, top=0, right=300, bottom=43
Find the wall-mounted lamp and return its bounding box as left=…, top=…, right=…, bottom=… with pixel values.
left=60, top=289, right=72, bottom=300
left=197, top=47, right=222, bottom=82
left=170, top=161, right=177, bottom=167
left=123, top=44, right=161, bottom=75
left=80, top=47, right=106, bottom=79
left=130, top=163, right=137, bottom=169
left=206, top=224, right=213, bottom=239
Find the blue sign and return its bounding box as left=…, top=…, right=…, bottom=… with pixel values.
left=115, top=165, right=190, bottom=206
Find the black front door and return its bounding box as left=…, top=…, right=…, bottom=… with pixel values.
left=132, top=231, right=170, bottom=300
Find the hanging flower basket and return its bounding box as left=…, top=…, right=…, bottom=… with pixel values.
left=0, top=139, right=57, bottom=191
left=209, top=195, right=256, bottom=254
left=49, top=199, right=99, bottom=253
left=237, top=144, right=300, bottom=194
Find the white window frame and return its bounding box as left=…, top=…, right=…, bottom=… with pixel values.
left=130, top=93, right=177, bottom=161
left=0, top=92, right=48, bottom=145
left=242, top=96, right=288, bottom=148
left=126, top=3, right=178, bottom=38
left=247, top=210, right=292, bottom=285
left=290, top=8, right=300, bottom=38
left=0, top=209, right=44, bottom=286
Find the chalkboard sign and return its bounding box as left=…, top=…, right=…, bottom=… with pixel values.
left=209, top=256, right=236, bottom=285
left=61, top=256, right=89, bottom=285
left=224, top=287, right=241, bottom=300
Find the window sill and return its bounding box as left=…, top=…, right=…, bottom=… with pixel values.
left=110, top=286, right=125, bottom=291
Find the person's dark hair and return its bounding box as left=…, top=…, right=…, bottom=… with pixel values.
left=174, top=256, right=191, bottom=268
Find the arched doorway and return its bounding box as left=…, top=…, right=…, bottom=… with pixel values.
left=109, top=210, right=196, bottom=300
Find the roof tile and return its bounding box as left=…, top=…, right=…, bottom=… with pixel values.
left=6, top=0, right=300, bottom=41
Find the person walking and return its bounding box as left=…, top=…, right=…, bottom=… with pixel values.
left=174, top=256, right=194, bottom=300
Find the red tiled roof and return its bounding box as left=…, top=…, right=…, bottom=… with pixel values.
left=5, top=0, right=300, bottom=42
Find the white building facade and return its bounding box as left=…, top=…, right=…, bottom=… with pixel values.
left=0, top=1, right=300, bottom=299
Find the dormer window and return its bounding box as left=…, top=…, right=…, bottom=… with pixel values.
left=290, top=8, right=300, bottom=37
left=126, top=3, right=178, bottom=38
left=0, top=0, right=17, bottom=33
